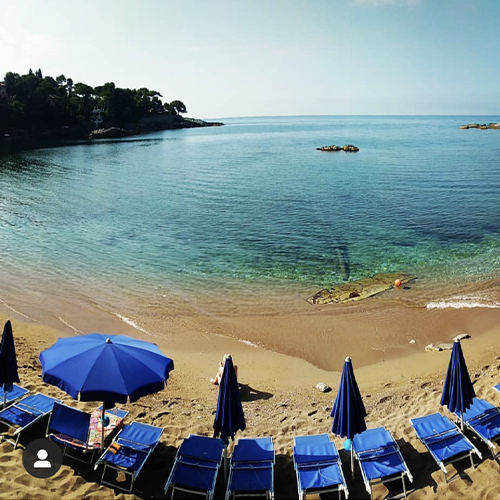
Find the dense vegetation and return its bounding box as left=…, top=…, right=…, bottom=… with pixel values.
left=0, top=69, right=187, bottom=134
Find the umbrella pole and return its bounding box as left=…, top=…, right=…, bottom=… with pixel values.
left=2, top=384, right=6, bottom=410
left=101, top=403, right=106, bottom=453
left=224, top=444, right=228, bottom=485
left=351, top=444, right=355, bottom=477
left=461, top=412, right=464, bottom=431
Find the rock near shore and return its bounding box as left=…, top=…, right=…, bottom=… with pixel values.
left=88, top=127, right=134, bottom=139
left=88, top=115, right=224, bottom=140
left=307, top=272, right=416, bottom=305
left=317, top=144, right=359, bottom=152
left=459, top=122, right=500, bottom=130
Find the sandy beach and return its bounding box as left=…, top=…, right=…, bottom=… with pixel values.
left=1, top=297, right=500, bottom=500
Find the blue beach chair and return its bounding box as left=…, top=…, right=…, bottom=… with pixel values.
left=293, top=434, right=349, bottom=500
left=0, top=393, right=60, bottom=448
left=0, top=384, right=29, bottom=407
left=95, top=421, right=163, bottom=493
left=353, top=427, right=413, bottom=499
left=47, top=402, right=94, bottom=462
left=226, top=437, right=275, bottom=500
left=47, top=402, right=128, bottom=464
left=410, top=412, right=482, bottom=483
left=455, top=397, right=500, bottom=459
left=164, top=434, right=225, bottom=500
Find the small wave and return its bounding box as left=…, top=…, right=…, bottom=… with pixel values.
left=0, top=298, right=35, bottom=321
left=239, top=339, right=260, bottom=348
left=427, top=295, right=500, bottom=309
left=111, top=312, right=157, bottom=337
left=56, top=316, right=83, bottom=335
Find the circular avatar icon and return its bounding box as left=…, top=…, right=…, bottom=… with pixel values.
left=22, top=438, right=63, bottom=479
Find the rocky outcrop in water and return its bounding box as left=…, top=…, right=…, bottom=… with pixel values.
left=88, top=115, right=224, bottom=140
left=459, top=123, right=500, bottom=130
left=88, top=127, right=134, bottom=139
left=307, top=272, right=416, bottom=305
left=317, top=144, right=359, bottom=152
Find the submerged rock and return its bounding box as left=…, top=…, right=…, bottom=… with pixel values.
left=307, top=272, right=416, bottom=305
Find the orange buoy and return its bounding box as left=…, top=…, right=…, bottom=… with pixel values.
left=394, top=279, right=402, bottom=287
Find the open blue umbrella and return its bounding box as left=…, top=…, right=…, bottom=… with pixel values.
left=331, top=356, right=367, bottom=474
left=40, top=333, right=174, bottom=450
left=0, top=320, right=20, bottom=409
left=213, top=355, right=246, bottom=482
left=440, top=339, right=475, bottom=430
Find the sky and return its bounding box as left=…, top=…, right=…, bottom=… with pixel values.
left=0, top=0, right=499, bottom=119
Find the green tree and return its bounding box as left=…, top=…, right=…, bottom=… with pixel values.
left=169, top=100, right=187, bottom=115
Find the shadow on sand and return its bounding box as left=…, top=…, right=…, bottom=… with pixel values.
left=238, top=383, right=273, bottom=402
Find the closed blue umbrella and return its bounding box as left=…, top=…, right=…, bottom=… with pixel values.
left=40, top=333, right=174, bottom=450
left=331, top=357, right=367, bottom=474
left=0, top=320, right=20, bottom=409
left=213, top=355, right=245, bottom=483
left=440, top=339, right=475, bottom=430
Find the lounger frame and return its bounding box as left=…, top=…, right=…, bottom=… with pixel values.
left=353, top=428, right=413, bottom=500
left=0, top=393, right=60, bottom=448
left=456, top=398, right=500, bottom=459
left=293, top=434, right=349, bottom=500
left=0, top=384, right=29, bottom=408
left=95, top=422, right=163, bottom=493
left=46, top=402, right=95, bottom=464
left=164, top=434, right=224, bottom=500
left=225, top=437, right=275, bottom=500
left=410, top=414, right=482, bottom=483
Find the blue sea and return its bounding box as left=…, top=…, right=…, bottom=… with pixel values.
left=1, top=116, right=500, bottom=333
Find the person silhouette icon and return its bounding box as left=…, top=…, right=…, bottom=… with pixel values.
left=33, top=449, right=51, bottom=468
left=23, top=438, right=62, bottom=478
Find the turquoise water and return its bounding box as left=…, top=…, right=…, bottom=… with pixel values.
left=1, top=116, right=500, bottom=323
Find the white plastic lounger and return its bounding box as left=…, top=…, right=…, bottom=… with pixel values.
left=410, top=413, right=482, bottom=483
left=455, top=397, right=500, bottom=459
left=353, top=427, right=413, bottom=500
left=293, top=434, right=349, bottom=500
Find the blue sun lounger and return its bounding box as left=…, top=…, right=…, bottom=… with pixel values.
left=0, top=393, right=60, bottom=448
left=0, top=384, right=29, bottom=407
left=410, top=413, right=482, bottom=483
left=293, top=434, right=349, bottom=500
left=95, top=421, right=163, bottom=493
left=164, top=434, right=225, bottom=500
left=47, top=402, right=128, bottom=464
left=353, top=427, right=413, bottom=499
left=226, top=437, right=275, bottom=500
left=47, top=402, right=95, bottom=462
left=455, top=398, right=500, bottom=459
